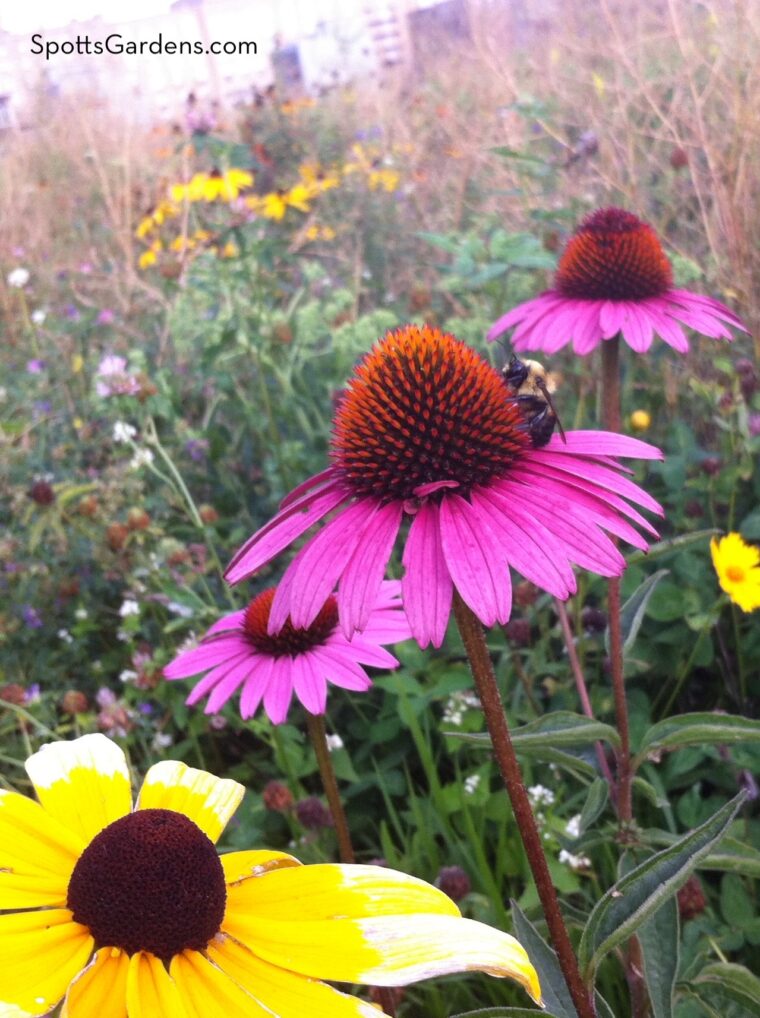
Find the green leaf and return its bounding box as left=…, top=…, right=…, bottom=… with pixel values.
left=627, top=529, right=718, bottom=566
left=490, top=146, right=547, bottom=163
left=608, top=569, right=669, bottom=654
left=510, top=712, right=620, bottom=750
left=639, top=896, right=679, bottom=1018
left=696, top=964, right=760, bottom=1005
left=683, top=962, right=760, bottom=1016
left=578, top=778, right=609, bottom=834
left=636, top=714, right=760, bottom=763
left=451, top=1011, right=562, bottom=1018
left=510, top=902, right=578, bottom=1018
left=578, top=793, right=745, bottom=980
left=642, top=832, right=760, bottom=878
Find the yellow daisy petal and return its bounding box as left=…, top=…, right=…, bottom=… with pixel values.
left=220, top=849, right=301, bottom=885
left=0, top=909, right=94, bottom=1016
left=126, top=952, right=189, bottom=1018
left=208, top=936, right=379, bottom=1018
left=61, top=948, right=128, bottom=1018
left=225, top=863, right=459, bottom=921
left=0, top=790, right=84, bottom=908
left=25, top=734, right=132, bottom=848
left=136, top=761, right=244, bottom=843
left=170, top=950, right=271, bottom=1017
left=224, top=912, right=541, bottom=1005
left=711, top=533, right=760, bottom=612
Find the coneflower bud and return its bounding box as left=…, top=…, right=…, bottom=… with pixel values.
left=677, top=875, right=706, bottom=920
left=435, top=865, right=472, bottom=902
left=107, top=522, right=130, bottom=551
left=262, top=780, right=294, bottom=812
left=62, top=690, right=89, bottom=714
left=295, top=796, right=333, bottom=829
left=28, top=480, right=55, bottom=505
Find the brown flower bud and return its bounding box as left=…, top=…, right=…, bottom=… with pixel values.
left=28, top=480, right=55, bottom=505
left=670, top=146, right=689, bottom=170
left=435, top=865, right=472, bottom=902
left=127, top=507, right=151, bottom=531
left=514, top=580, right=538, bottom=607
left=677, top=875, right=706, bottom=920
left=262, top=780, right=294, bottom=812
left=0, top=683, right=26, bottom=705
left=78, top=495, right=99, bottom=517
left=199, top=504, right=219, bottom=525
left=295, top=796, right=333, bottom=829
left=106, top=522, right=130, bottom=551
left=503, top=618, right=532, bottom=646
left=61, top=690, right=89, bottom=714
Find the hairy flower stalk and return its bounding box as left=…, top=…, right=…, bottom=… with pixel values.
left=453, top=594, right=596, bottom=1018
left=306, top=713, right=355, bottom=864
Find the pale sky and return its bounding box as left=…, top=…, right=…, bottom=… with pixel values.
left=1, top=0, right=174, bottom=34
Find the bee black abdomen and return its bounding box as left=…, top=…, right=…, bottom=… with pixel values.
left=515, top=395, right=556, bottom=447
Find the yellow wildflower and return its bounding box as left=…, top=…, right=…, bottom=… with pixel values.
left=285, top=183, right=312, bottom=213
left=0, top=734, right=542, bottom=1015
left=629, top=410, right=651, bottom=432
left=219, top=241, right=239, bottom=258
left=71, top=354, right=84, bottom=374
left=135, top=215, right=154, bottom=239
left=201, top=168, right=253, bottom=202
left=260, top=192, right=288, bottom=221
left=368, top=167, right=400, bottom=192
left=711, top=533, right=760, bottom=612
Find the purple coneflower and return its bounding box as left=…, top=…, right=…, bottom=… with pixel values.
left=225, top=325, right=663, bottom=648
left=164, top=581, right=411, bottom=723
left=488, top=208, right=747, bottom=355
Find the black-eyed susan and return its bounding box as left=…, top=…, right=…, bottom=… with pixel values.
left=711, top=533, right=760, bottom=612
left=0, top=734, right=542, bottom=1016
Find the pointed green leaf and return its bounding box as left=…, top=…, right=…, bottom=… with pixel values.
left=636, top=714, right=760, bottom=764
left=510, top=712, right=620, bottom=750
left=607, top=569, right=668, bottom=654
left=511, top=902, right=578, bottom=1018
left=578, top=778, right=610, bottom=834
left=639, top=896, right=679, bottom=1018
left=642, top=830, right=760, bottom=878
left=579, top=794, right=745, bottom=980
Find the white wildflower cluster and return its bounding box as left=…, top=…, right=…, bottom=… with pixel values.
left=152, top=732, right=174, bottom=751
left=565, top=814, right=582, bottom=839
left=112, top=420, right=137, bottom=444
left=119, top=599, right=140, bottom=618
left=74, top=607, right=88, bottom=621
left=7, top=267, right=30, bottom=288
left=442, top=690, right=480, bottom=726
left=119, top=670, right=138, bottom=684
left=31, top=309, right=47, bottom=325
left=57, top=628, right=74, bottom=644
left=167, top=601, right=194, bottom=619
left=559, top=849, right=591, bottom=871
left=464, top=773, right=481, bottom=795
left=527, top=784, right=555, bottom=808
left=325, top=733, right=344, bottom=752
left=129, top=448, right=154, bottom=470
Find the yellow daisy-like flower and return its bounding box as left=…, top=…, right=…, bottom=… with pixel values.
left=259, top=192, right=288, bottom=221
left=284, top=183, right=312, bottom=213
left=711, top=533, right=760, bottom=612
left=0, top=734, right=541, bottom=1017
left=200, top=169, right=254, bottom=202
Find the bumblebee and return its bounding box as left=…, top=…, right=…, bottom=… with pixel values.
left=503, top=354, right=566, bottom=448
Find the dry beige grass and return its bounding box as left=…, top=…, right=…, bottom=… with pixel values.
left=1, top=0, right=757, bottom=350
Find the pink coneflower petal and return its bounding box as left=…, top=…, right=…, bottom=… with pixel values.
left=652, top=312, right=690, bottom=353
left=623, top=304, right=654, bottom=353
left=225, top=484, right=348, bottom=584
left=281, top=499, right=379, bottom=629
left=599, top=299, right=627, bottom=339
left=206, top=610, right=246, bottom=635
left=204, top=658, right=255, bottom=714
left=402, top=501, right=453, bottom=649
left=337, top=636, right=399, bottom=669
left=526, top=450, right=663, bottom=514
left=527, top=500, right=625, bottom=575
left=185, top=652, right=252, bottom=706
left=291, top=652, right=328, bottom=715
left=550, top=431, right=661, bottom=459
left=571, top=303, right=604, bottom=355
left=279, top=467, right=339, bottom=509
left=339, top=501, right=403, bottom=636
left=240, top=656, right=275, bottom=719
left=163, top=637, right=250, bottom=679
left=311, top=646, right=372, bottom=691
left=439, top=494, right=512, bottom=627
left=472, top=487, right=576, bottom=598
left=264, top=657, right=295, bottom=724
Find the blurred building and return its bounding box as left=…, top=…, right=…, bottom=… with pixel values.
left=0, top=0, right=479, bottom=127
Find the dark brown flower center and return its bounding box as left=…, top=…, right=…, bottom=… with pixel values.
left=331, top=324, right=528, bottom=501
left=243, top=588, right=339, bottom=654
left=555, top=207, right=673, bottom=300
left=67, top=808, right=226, bottom=961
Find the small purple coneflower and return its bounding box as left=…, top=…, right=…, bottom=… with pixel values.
left=225, top=325, right=663, bottom=648
left=164, top=580, right=411, bottom=723
left=488, top=208, right=747, bottom=355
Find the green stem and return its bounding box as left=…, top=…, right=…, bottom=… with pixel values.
left=452, top=593, right=597, bottom=1018
left=731, top=603, right=747, bottom=708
